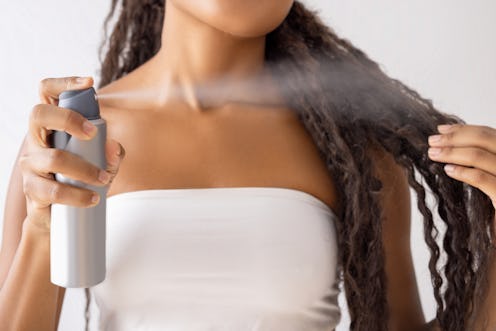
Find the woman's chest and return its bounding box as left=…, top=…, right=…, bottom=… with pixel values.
left=101, top=105, right=340, bottom=213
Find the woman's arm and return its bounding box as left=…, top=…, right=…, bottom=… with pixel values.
left=368, top=143, right=425, bottom=331
left=370, top=143, right=445, bottom=331
left=0, top=136, right=65, bottom=331
left=371, top=121, right=496, bottom=331
left=427, top=123, right=496, bottom=330
left=0, top=76, right=124, bottom=331
left=474, top=254, right=496, bottom=329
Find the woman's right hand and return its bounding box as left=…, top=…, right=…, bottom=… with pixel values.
left=19, top=76, right=125, bottom=233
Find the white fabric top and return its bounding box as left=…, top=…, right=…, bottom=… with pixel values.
left=91, top=187, right=341, bottom=331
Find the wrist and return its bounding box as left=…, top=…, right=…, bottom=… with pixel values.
left=22, top=217, right=50, bottom=243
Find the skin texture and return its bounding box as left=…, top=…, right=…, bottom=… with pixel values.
left=169, top=0, right=294, bottom=38
left=0, top=1, right=495, bottom=331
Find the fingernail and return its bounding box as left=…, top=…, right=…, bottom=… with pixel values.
left=428, top=147, right=442, bottom=156
left=83, top=121, right=96, bottom=135
left=98, top=170, right=110, bottom=184
left=428, top=135, right=442, bottom=144
left=76, top=77, right=89, bottom=84
left=437, top=124, right=453, bottom=133
left=91, top=193, right=100, bottom=204
left=444, top=164, right=455, bottom=173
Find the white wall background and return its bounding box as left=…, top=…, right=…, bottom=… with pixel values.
left=0, top=1, right=494, bottom=330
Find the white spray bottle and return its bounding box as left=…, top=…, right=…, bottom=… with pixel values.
left=49, top=87, right=107, bottom=288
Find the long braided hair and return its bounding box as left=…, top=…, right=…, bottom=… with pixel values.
left=84, top=1, right=495, bottom=330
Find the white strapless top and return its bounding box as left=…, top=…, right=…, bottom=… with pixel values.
left=90, top=187, right=341, bottom=331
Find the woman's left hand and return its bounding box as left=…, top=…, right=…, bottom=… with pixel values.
left=427, top=123, right=496, bottom=216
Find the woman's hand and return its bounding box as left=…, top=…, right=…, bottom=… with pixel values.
left=20, top=76, right=125, bottom=232
left=427, top=123, right=496, bottom=220
left=428, top=123, right=496, bottom=329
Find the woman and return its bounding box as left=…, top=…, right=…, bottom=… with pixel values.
left=0, top=1, right=495, bottom=330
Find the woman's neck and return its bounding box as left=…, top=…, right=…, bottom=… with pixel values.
left=147, top=1, right=267, bottom=110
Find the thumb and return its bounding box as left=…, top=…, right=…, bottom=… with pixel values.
left=105, top=138, right=125, bottom=180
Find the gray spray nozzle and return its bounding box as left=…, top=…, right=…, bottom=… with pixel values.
left=50, top=87, right=100, bottom=150
left=59, top=87, right=100, bottom=120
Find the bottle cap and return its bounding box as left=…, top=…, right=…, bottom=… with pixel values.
left=59, top=87, right=100, bottom=120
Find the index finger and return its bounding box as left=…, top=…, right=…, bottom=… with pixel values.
left=39, top=76, right=94, bottom=104
left=430, top=124, right=496, bottom=155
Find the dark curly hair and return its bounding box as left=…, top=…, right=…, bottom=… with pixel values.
left=84, top=1, right=496, bottom=330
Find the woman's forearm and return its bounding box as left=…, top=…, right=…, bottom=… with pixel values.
left=0, top=220, right=61, bottom=331
left=472, top=251, right=496, bottom=330
left=419, top=252, right=496, bottom=331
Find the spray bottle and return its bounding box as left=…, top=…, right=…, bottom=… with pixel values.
left=49, top=87, right=107, bottom=288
